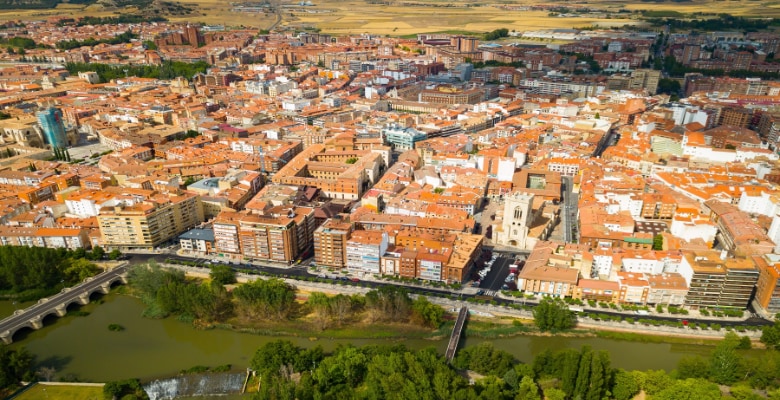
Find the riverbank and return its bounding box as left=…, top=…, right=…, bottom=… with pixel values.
left=147, top=262, right=757, bottom=347
left=10, top=293, right=761, bottom=381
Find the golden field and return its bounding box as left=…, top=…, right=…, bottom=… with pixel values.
left=0, top=0, right=777, bottom=34
left=288, top=5, right=638, bottom=36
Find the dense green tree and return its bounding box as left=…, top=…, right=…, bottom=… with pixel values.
left=730, top=384, right=764, bottom=400
left=209, top=265, right=236, bottom=285
left=88, top=245, right=105, bottom=260
left=251, top=340, right=324, bottom=379
left=515, top=375, right=541, bottom=400
left=532, top=298, right=575, bottom=332
left=103, top=378, right=149, bottom=400
left=573, top=346, right=593, bottom=399
left=676, top=355, right=710, bottom=380
left=560, top=348, right=581, bottom=398
left=762, top=320, right=780, bottom=350
left=653, top=378, right=722, bottom=400
left=612, top=369, right=640, bottom=400
left=232, top=278, right=296, bottom=321
left=638, top=369, right=674, bottom=395
left=0, top=346, right=34, bottom=390
left=542, top=387, right=566, bottom=400
left=652, top=234, right=664, bottom=250
left=531, top=348, right=556, bottom=378
left=744, top=350, right=780, bottom=389
left=411, top=296, right=445, bottom=328
left=108, top=249, right=123, bottom=260
left=710, top=332, right=744, bottom=385
left=0, top=246, right=100, bottom=296
left=656, top=78, right=681, bottom=95
left=586, top=350, right=611, bottom=400
left=364, top=286, right=412, bottom=323
left=306, top=291, right=331, bottom=330
left=313, top=346, right=368, bottom=388
left=61, top=258, right=99, bottom=283
left=127, top=262, right=185, bottom=301
left=330, top=294, right=357, bottom=326
left=452, top=342, right=514, bottom=376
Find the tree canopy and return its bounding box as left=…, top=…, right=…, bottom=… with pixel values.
left=532, top=298, right=576, bottom=332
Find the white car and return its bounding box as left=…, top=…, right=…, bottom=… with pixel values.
left=505, top=273, right=515, bottom=283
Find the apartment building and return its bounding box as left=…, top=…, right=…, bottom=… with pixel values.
left=239, top=213, right=300, bottom=263
left=313, top=218, right=352, bottom=268
left=212, top=207, right=314, bottom=263
left=388, top=229, right=482, bottom=283
left=753, top=254, right=780, bottom=314
left=271, top=142, right=385, bottom=200
left=0, top=226, right=90, bottom=249
left=640, top=193, right=677, bottom=220
left=679, top=250, right=759, bottom=309
left=516, top=241, right=580, bottom=297
left=346, top=230, right=388, bottom=275
left=97, top=193, right=203, bottom=250
left=646, top=273, right=688, bottom=306
left=705, top=200, right=774, bottom=255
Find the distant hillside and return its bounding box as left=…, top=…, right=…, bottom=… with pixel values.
left=0, top=0, right=191, bottom=13
left=0, top=0, right=101, bottom=9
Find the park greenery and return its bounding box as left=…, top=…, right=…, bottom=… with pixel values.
left=127, top=263, right=446, bottom=332
left=246, top=332, right=780, bottom=400
left=65, top=61, right=210, bottom=84
left=646, top=14, right=780, bottom=32
left=55, top=30, right=138, bottom=50
left=0, top=246, right=103, bottom=302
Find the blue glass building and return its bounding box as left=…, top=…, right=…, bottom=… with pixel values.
left=36, top=108, right=67, bottom=148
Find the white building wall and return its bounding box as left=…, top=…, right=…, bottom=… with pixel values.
left=622, top=257, right=664, bottom=275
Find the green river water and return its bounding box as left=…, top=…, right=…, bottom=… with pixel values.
left=2, top=294, right=734, bottom=382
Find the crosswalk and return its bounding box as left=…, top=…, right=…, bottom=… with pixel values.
left=483, top=290, right=497, bottom=297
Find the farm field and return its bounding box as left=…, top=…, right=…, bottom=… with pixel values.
left=287, top=5, right=637, bottom=36
left=0, top=0, right=776, bottom=34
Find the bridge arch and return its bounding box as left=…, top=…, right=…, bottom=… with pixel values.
left=9, top=324, right=35, bottom=343
left=41, top=312, right=60, bottom=325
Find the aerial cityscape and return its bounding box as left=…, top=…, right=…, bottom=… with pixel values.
left=1, top=0, right=780, bottom=399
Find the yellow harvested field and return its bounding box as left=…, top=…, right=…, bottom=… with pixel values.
left=0, top=0, right=775, bottom=32
left=620, top=0, right=780, bottom=16
left=290, top=5, right=639, bottom=35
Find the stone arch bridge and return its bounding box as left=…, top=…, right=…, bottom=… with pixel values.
left=0, top=263, right=130, bottom=344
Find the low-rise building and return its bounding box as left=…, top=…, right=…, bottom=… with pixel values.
left=179, top=228, right=215, bottom=255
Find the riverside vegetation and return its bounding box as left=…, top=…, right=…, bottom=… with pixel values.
left=127, top=263, right=446, bottom=336
left=0, top=245, right=106, bottom=302
left=114, top=331, right=780, bottom=400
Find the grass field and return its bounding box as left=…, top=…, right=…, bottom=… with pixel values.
left=15, top=384, right=103, bottom=400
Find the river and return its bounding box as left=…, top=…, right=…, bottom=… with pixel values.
left=4, top=294, right=734, bottom=382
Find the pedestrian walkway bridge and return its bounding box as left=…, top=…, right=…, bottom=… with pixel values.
left=445, top=306, right=469, bottom=363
